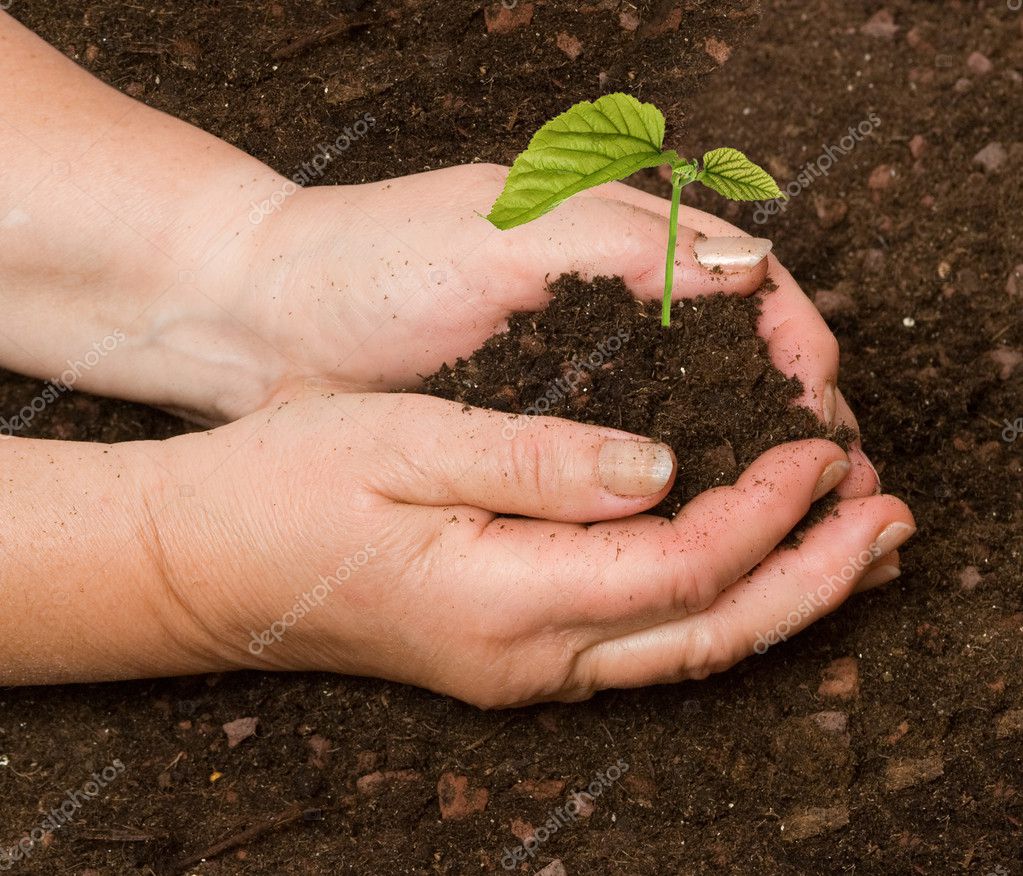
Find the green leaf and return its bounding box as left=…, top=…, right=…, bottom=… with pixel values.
left=696, top=147, right=781, bottom=201
left=487, top=93, right=674, bottom=229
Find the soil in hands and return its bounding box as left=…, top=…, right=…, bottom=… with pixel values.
left=424, top=273, right=853, bottom=520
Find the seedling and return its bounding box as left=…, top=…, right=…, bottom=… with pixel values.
left=487, top=93, right=781, bottom=327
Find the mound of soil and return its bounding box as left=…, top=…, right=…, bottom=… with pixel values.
left=424, top=273, right=852, bottom=519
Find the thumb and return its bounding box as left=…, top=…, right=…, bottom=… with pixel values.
left=364, top=395, right=676, bottom=522
left=467, top=177, right=771, bottom=304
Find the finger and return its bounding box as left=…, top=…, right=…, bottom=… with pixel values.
left=363, top=394, right=675, bottom=522
left=472, top=190, right=771, bottom=307
left=755, top=261, right=840, bottom=419
left=468, top=439, right=850, bottom=631
left=570, top=495, right=915, bottom=691
left=834, top=387, right=882, bottom=498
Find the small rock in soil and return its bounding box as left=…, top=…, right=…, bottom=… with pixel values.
left=972, top=142, right=1007, bottom=173
left=356, top=769, right=421, bottom=796
left=510, top=817, right=535, bottom=843
left=959, top=566, right=982, bottom=591
left=570, top=790, right=595, bottom=817
left=484, top=1, right=533, bottom=34
left=861, top=248, right=886, bottom=274
left=860, top=10, right=898, bottom=39
left=996, top=709, right=1023, bottom=738
left=437, top=772, right=489, bottom=820
left=868, top=164, right=896, bottom=191
left=908, top=134, right=927, bottom=159
left=814, top=195, right=848, bottom=228
left=885, top=756, right=944, bottom=791
left=640, top=2, right=682, bottom=37
left=814, top=285, right=857, bottom=320
left=819, top=657, right=860, bottom=700
left=1006, top=264, right=1023, bottom=297
left=537, top=862, right=568, bottom=876
left=556, top=32, right=583, bottom=60
left=619, top=10, right=640, bottom=31
left=306, top=735, right=331, bottom=768
left=705, top=37, right=732, bottom=64
left=966, top=51, right=993, bottom=75
left=954, top=76, right=973, bottom=94
left=222, top=716, right=258, bottom=748
left=989, top=347, right=1023, bottom=380
left=782, top=805, right=850, bottom=842
left=623, top=773, right=658, bottom=807
left=810, top=711, right=849, bottom=735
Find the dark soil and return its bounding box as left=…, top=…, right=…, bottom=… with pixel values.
left=424, top=273, right=852, bottom=520
left=2, top=1, right=1022, bottom=875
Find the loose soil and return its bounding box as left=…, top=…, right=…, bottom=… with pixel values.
left=2, top=1, right=1021, bottom=875
left=423, top=273, right=852, bottom=522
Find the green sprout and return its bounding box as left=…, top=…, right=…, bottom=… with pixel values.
left=486, top=93, right=782, bottom=327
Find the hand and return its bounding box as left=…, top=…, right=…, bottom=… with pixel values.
left=222, top=164, right=880, bottom=499
left=151, top=390, right=914, bottom=709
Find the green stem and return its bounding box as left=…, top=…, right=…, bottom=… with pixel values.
left=662, top=173, right=683, bottom=327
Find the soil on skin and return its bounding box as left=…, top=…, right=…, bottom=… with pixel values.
left=424, top=273, right=853, bottom=520
left=2, top=1, right=1022, bottom=875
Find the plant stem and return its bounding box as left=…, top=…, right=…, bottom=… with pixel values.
left=662, top=173, right=683, bottom=327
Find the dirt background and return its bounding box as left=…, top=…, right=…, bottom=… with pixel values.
left=1, top=0, right=1021, bottom=874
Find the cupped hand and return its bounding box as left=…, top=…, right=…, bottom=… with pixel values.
left=219, top=164, right=879, bottom=499
left=155, top=390, right=914, bottom=709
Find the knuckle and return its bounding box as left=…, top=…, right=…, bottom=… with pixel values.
left=505, top=436, right=560, bottom=509
left=677, top=615, right=735, bottom=681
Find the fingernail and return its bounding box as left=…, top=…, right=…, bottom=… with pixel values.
left=872, top=521, right=916, bottom=558
left=694, top=236, right=773, bottom=271
left=822, top=381, right=837, bottom=427
left=812, top=458, right=850, bottom=502
left=858, top=564, right=901, bottom=591
left=598, top=440, right=675, bottom=497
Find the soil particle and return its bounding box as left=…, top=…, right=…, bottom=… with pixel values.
left=810, top=710, right=849, bottom=735
left=966, top=51, right=994, bottom=76
left=483, top=2, right=534, bottom=34
left=813, top=285, right=857, bottom=321
left=537, top=861, right=568, bottom=876
left=995, top=710, right=1023, bottom=739
left=222, top=716, right=259, bottom=748
left=782, top=805, right=851, bottom=842
left=437, top=772, right=489, bottom=820
left=817, top=656, right=860, bottom=701
left=958, top=565, right=983, bottom=592
left=555, top=31, right=583, bottom=60
left=972, top=142, right=1008, bottom=173
left=860, top=9, right=898, bottom=39
left=884, top=756, right=944, bottom=792
left=356, top=769, right=422, bottom=796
